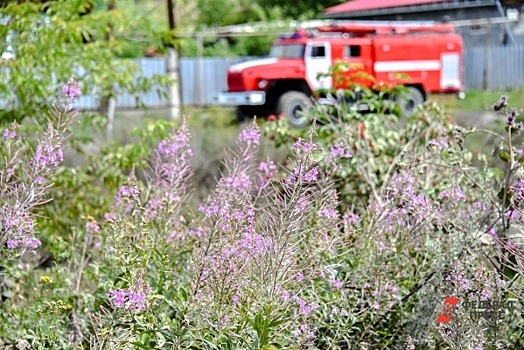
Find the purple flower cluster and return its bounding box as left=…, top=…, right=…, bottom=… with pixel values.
left=510, top=179, right=524, bottom=199
left=296, top=298, right=317, bottom=317
left=188, top=227, right=204, bottom=238
left=238, top=126, right=260, bottom=146
left=504, top=209, right=518, bottom=220
left=107, top=272, right=151, bottom=312
left=329, top=143, right=351, bottom=158
left=237, top=232, right=269, bottom=256
left=2, top=128, right=16, bottom=140
left=2, top=207, right=35, bottom=237
left=85, top=220, right=100, bottom=234
left=156, top=129, right=192, bottom=159
left=343, top=211, right=360, bottom=225
left=492, top=95, right=507, bottom=112
left=258, top=161, right=277, bottom=178
left=104, top=212, right=117, bottom=222
left=224, top=172, right=251, bottom=190
left=289, top=165, right=319, bottom=184
left=62, top=77, right=81, bottom=99
left=292, top=138, right=316, bottom=153
left=293, top=323, right=316, bottom=342
left=6, top=237, right=41, bottom=250
left=506, top=108, right=520, bottom=127
left=330, top=279, right=343, bottom=290
left=114, top=185, right=139, bottom=208
left=107, top=288, right=149, bottom=311
left=428, top=137, right=450, bottom=152
left=318, top=208, right=339, bottom=220
left=479, top=288, right=492, bottom=301
left=153, top=124, right=193, bottom=191
left=1, top=79, right=81, bottom=260
left=438, top=187, right=467, bottom=202
left=380, top=170, right=433, bottom=230
left=32, top=140, right=64, bottom=170
left=199, top=200, right=228, bottom=218
left=2, top=206, right=41, bottom=252
left=303, top=166, right=318, bottom=182
left=144, top=199, right=162, bottom=219
left=445, top=273, right=471, bottom=291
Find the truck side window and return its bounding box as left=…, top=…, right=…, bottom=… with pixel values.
left=311, top=45, right=326, bottom=58
left=344, top=45, right=361, bottom=58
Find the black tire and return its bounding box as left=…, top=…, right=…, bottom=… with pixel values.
left=397, top=86, right=425, bottom=117
left=276, top=91, right=313, bottom=128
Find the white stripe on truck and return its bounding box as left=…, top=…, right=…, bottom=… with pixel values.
left=374, top=60, right=441, bottom=72
left=229, top=58, right=278, bottom=72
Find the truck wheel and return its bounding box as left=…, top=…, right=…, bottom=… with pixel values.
left=398, top=86, right=424, bottom=117
left=277, top=91, right=313, bottom=128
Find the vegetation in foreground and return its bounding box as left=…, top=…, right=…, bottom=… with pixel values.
left=1, top=80, right=524, bottom=349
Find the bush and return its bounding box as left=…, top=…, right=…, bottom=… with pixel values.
left=1, top=82, right=523, bottom=349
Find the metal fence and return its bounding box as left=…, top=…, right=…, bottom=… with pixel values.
left=464, top=45, right=524, bottom=90
left=75, top=45, right=524, bottom=110
left=75, top=57, right=254, bottom=110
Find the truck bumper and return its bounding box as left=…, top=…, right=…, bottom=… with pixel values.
left=215, top=91, right=266, bottom=106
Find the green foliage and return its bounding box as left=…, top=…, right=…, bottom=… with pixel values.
left=186, top=0, right=346, bottom=57
left=0, top=0, right=169, bottom=124
left=4, top=75, right=524, bottom=349
left=256, top=0, right=345, bottom=19
left=263, top=85, right=453, bottom=206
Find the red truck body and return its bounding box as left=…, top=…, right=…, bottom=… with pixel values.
left=216, top=21, right=464, bottom=127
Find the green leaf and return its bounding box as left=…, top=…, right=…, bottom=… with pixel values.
left=500, top=151, right=511, bottom=163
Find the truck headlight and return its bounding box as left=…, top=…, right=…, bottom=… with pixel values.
left=258, top=79, right=268, bottom=89
left=249, top=92, right=265, bottom=104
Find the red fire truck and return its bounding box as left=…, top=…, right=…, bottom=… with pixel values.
left=216, top=21, right=464, bottom=127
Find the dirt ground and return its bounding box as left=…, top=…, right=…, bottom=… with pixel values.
left=453, top=110, right=499, bottom=129
left=64, top=105, right=501, bottom=168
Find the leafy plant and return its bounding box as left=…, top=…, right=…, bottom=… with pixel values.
left=2, top=75, right=524, bottom=349
left=0, top=0, right=170, bottom=125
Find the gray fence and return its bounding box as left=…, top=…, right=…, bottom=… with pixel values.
left=75, top=45, right=524, bottom=110
left=464, top=45, right=524, bottom=90
left=75, top=57, right=253, bottom=110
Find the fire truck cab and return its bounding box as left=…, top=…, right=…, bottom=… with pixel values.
left=216, top=21, right=464, bottom=127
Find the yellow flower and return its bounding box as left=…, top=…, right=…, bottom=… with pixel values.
left=39, top=275, right=53, bottom=284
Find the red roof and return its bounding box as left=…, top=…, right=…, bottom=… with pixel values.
left=324, top=0, right=448, bottom=15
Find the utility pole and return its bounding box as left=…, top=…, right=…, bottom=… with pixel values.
left=106, top=0, right=116, bottom=139
left=166, top=0, right=182, bottom=120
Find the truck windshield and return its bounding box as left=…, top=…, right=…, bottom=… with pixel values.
left=269, top=44, right=305, bottom=59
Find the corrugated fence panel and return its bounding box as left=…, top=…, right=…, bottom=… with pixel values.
left=463, top=47, right=484, bottom=90
left=490, top=45, right=524, bottom=90
left=138, top=58, right=167, bottom=107
left=180, top=57, right=257, bottom=105
left=464, top=45, right=524, bottom=90
left=113, top=58, right=168, bottom=109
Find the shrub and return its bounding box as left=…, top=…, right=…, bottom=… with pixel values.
left=1, top=81, right=523, bottom=349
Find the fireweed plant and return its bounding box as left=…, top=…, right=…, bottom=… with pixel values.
left=1, top=78, right=81, bottom=256
left=1, top=79, right=524, bottom=349
left=263, top=90, right=523, bottom=348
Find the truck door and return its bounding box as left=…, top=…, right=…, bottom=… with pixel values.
left=338, top=39, right=373, bottom=89
left=305, top=42, right=332, bottom=90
